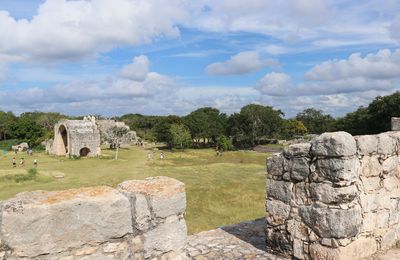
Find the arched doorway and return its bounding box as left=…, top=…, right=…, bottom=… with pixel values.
left=80, top=147, right=90, bottom=157
left=57, top=125, right=68, bottom=155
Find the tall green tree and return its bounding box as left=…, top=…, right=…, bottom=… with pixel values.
left=0, top=111, right=17, bottom=140
left=295, top=108, right=335, bottom=134
left=169, top=124, right=192, bottom=149
left=184, top=107, right=227, bottom=146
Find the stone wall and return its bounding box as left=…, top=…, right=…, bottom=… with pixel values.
left=0, top=176, right=187, bottom=260
left=392, top=117, right=400, bottom=131
left=266, top=131, right=400, bottom=259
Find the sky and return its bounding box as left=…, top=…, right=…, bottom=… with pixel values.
left=0, top=0, right=399, bottom=117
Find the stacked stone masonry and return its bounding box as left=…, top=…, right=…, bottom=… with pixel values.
left=266, top=131, right=400, bottom=259
left=0, top=176, right=187, bottom=260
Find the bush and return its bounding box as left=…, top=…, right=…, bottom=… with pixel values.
left=217, top=135, right=234, bottom=151
left=0, top=139, right=21, bottom=150
left=14, top=168, right=38, bottom=183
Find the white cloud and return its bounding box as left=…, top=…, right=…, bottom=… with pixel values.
left=390, top=15, right=400, bottom=43
left=256, top=72, right=292, bottom=96
left=120, top=55, right=150, bottom=81
left=205, top=51, right=278, bottom=76
left=0, top=0, right=187, bottom=63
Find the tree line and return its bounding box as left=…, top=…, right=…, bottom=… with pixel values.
left=1, top=91, right=400, bottom=150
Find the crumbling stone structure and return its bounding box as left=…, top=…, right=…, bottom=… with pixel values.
left=47, top=118, right=101, bottom=157
left=266, top=131, right=400, bottom=259
left=0, top=176, right=187, bottom=259
left=392, top=117, right=400, bottom=131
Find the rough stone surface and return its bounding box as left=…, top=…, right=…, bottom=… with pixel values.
left=377, top=133, right=397, bottom=155
left=118, top=176, right=186, bottom=219
left=0, top=187, right=132, bottom=257
left=283, top=143, right=311, bottom=158
left=315, top=157, right=358, bottom=183
left=311, top=131, right=357, bottom=157
left=309, top=183, right=358, bottom=204
left=355, top=135, right=378, bottom=156
left=143, top=216, right=187, bottom=258
left=267, top=154, right=286, bottom=177
left=266, top=199, right=290, bottom=226
left=299, top=205, right=362, bottom=238
left=266, top=179, right=292, bottom=204
left=360, top=156, right=382, bottom=177
left=289, top=157, right=310, bottom=181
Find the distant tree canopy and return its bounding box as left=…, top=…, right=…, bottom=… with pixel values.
left=295, top=108, right=335, bottom=134
left=2, top=91, right=400, bottom=150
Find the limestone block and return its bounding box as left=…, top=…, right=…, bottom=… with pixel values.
left=377, top=133, right=397, bottom=155
left=309, top=237, right=377, bottom=260
left=362, top=212, right=376, bottom=233
left=266, top=228, right=292, bottom=254
left=293, top=239, right=306, bottom=259
left=294, top=182, right=308, bottom=205
left=311, top=132, right=356, bottom=157
left=0, top=187, right=132, bottom=258
left=287, top=219, right=308, bottom=241
left=266, top=199, right=290, bottom=226
left=381, top=228, right=398, bottom=250
left=142, top=215, right=187, bottom=258
left=361, top=176, right=381, bottom=192
left=376, top=210, right=390, bottom=229
left=283, top=143, right=311, bottom=158
left=266, top=179, right=293, bottom=203
left=267, top=154, right=286, bottom=177
left=382, top=156, right=399, bottom=175
left=299, top=205, right=362, bottom=238
left=360, top=192, right=391, bottom=212
left=359, top=156, right=382, bottom=177
left=316, top=158, right=358, bottom=183
left=309, top=183, right=359, bottom=204
left=382, top=176, right=400, bottom=191
left=355, top=135, right=378, bottom=156
left=118, top=176, right=186, bottom=219
left=289, top=157, right=310, bottom=181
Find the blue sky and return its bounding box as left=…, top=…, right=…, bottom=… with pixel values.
left=0, top=0, right=399, bottom=117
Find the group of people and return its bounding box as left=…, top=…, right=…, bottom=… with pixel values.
left=147, top=150, right=165, bottom=161
left=11, top=157, right=37, bottom=168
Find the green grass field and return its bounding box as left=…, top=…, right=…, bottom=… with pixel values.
left=0, top=146, right=267, bottom=234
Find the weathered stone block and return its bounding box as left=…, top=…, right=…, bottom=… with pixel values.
left=0, top=187, right=132, bottom=258
left=267, top=154, right=286, bottom=177
left=143, top=216, right=187, bottom=258
left=360, top=192, right=391, bottom=212
left=118, top=176, right=186, bottom=219
left=294, top=182, right=308, bottom=205
left=266, top=228, right=292, bottom=254
left=309, top=237, right=377, bottom=260
left=361, top=176, right=381, bottom=192
left=266, top=179, right=293, bottom=203
left=381, top=228, right=397, bottom=250
left=316, top=158, right=358, bottom=183
left=382, top=156, right=399, bottom=175
left=309, top=183, right=358, bottom=204
left=359, top=156, right=382, bottom=177
left=377, top=133, right=397, bottom=155
left=311, top=132, right=356, bottom=157
left=283, top=143, right=311, bottom=158
left=289, top=157, right=310, bottom=181
left=355, top=135, right=378, bottom=155
left=266, top=199, right=290, bottom=226
left=299, top=205, right=362, bottom=238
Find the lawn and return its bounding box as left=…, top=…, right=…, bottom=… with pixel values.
left=0, top=146, right=268, bottom=234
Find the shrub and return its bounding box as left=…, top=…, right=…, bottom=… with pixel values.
left=217, top=135, right=234, bottom=151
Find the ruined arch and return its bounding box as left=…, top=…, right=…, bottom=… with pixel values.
left=56, top=125, right=68, bottom=155
left=79, top=147, right=90, bottom=157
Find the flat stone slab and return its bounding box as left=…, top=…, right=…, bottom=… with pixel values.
left=186, top=219, right=287, bottom=260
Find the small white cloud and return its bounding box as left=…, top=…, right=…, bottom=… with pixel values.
left=256, top=72, right=293, bottom=96
left=205, top=51, right=278, bottom=76
left=120, top=55, right=150, bottom=81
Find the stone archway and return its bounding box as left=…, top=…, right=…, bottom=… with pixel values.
left=56, top=125, right=68, bottom=155
left=79, top=147, right=90, bottom=157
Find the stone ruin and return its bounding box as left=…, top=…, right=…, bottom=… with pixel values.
left=266, top=130, right=400, bottom=259
left=392, top=117, right=400, bottom=131
left=0, top=176, right=187, bottom=259
left=46, top=117, right=101, bottom=157
left=46, top=117, right=137, bottom=157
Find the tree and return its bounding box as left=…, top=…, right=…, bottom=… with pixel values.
left=0, top=111, right=16, bottom=140
left=10, top=116, right=44, bottom=147
left=295, top=108, right=335, bottom=134
left=169, top=124, right=192, bottom=150
left=280, top=119, right=308, bottom=139
left=184, top=107, right=227, bottom=146
left=228, top=104, right=284, bottom=148
left=102, top=126, right=132, bottom=160
left=216, top=135, right=234, bottom=151
left=153, top=115, right=182, bottom=144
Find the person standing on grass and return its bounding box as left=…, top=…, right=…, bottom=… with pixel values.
left=33, top=159, right=38, bottom=168
left=12, top=157, right=16, bottom=168
left=160, top=152, right=164, bottom=160
left=147, top=151, right=152, bottom=161
left=20, top=158, right=25, bottom=167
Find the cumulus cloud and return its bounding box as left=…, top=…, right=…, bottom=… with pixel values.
left=256, top=72, right=293, bottom=96
left=205, top=51, right=278, bottom=76
left=0, top=0, right=187, bottom=63
left=120, top=55, right=150, bottom=81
